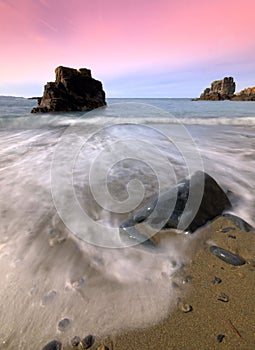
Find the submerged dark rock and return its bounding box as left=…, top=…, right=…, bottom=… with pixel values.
left=31, top=66, right=106, bottom=113
left=120, top=171, right=231, bottom=245
left=42, top=340, right=62, bottom=350
left=57, top=317, right=71, bottom=332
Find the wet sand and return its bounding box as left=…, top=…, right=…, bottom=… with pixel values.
left=76, top=216, right=255, bottom=350
left=1, top=214, right=255, bottom=349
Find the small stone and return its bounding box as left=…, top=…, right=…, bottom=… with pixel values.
left=217, top=293, right=229, bottom=302
left=97, top=346, right=109, bottom=350
left=179, top=303, right=192, bottom=313
left=49, top=236, right=66, bottom=247
left=182, top=275, right=193, bottom=284
left=71, top=277, right=85, bottom=289
left=221, top=227, right=235, bottom=233
left=217, top=334, right=225, bottom=343
left=41, top=290, right=57, bottom=306
left=177, top=298, right=192, bottom=313
left=81, top=335, right=95, bottom=349
left=57, top=318, right=71, bottom=332
left=42, top=340, right=62, bottom=350
left=212, top=277, right=222, bottom=284
left=71, top=336, right=81, bottom=347
left=228, top=234, right=236, bottom=239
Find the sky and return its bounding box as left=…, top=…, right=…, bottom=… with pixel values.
left=1, top=0, right=255, bottom=97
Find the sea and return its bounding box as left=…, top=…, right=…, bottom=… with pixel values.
left=0, top=96, right=255, bottom=348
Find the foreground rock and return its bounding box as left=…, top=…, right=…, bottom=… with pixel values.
left=120, top=171, right=231, bottom=245
left=198, top=77, right=235, bottom=100
left=31, top=66, right=106, bottom=113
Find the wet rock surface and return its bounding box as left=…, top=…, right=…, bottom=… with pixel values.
left=210, top=245, right=246, bottom=266
left=120, top=171, right=231, bottom=245
left=222, top=213, right=254, bottom=232
left=31, top=66, right=106, bottom=113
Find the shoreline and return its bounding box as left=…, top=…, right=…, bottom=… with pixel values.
left=99, top=216, right=255, bottom=350
left=43, top=215, right=255, bottom=350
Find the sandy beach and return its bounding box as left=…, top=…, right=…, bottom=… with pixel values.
left=32, top=215, right=255, bottom=350
left=0, top=98, right=255, bottom=349
left=84, top=216, right=255, bottom=350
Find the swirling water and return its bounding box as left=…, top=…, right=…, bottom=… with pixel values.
left=0, top=96, right=255, bottom=348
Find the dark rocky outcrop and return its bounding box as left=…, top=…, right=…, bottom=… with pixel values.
left=199, top=77, right=236, bottom=100
left=196, top=78, right=255, bottom=101
left=120, top=171, right=231, bottom=246
left=31, top=66, right=106, bottom=113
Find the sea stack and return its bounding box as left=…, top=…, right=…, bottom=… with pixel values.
left=198, top=77, right=236, bottom=100
left=31, top=66, right=106, bottom=113
left=231, top=86, right=255, bottom=101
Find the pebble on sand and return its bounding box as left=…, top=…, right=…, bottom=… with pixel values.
left=42, top=339, right=62, bottom=350
left=57, top=318, right=71, bottom=332
left=71, top=336, right=81, bottom=347
left=80, top=334, right=95, bottom=349
left=217, top=334, right=225, bottom=343
left=217, top=293, right=229, bottom=302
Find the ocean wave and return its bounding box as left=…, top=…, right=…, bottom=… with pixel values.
left=56, top=115, right=255, bottom=127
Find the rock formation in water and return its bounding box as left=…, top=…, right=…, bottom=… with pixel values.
left=231, top=86, right=255, bottom=101
left=196, top=77, right=255, bottom=101
left=198, top=77, right=236, bottom=100
left=31, top=66, right=106, bottom=113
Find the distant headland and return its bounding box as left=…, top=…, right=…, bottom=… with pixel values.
left=31, top=66, right=106, bottom=113
left=195, top=77, right=255, bottom=101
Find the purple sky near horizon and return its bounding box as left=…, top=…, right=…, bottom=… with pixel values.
left=1, top=0, right=255, bottom=97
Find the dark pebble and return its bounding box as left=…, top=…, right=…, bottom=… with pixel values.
left=217, top=334, right=225, bottom=343
left=81, top=335, right=95, bottom=349
left=71, top=336, right=81, bottom=347
left=58, top=318, right=71, bottom=332
left=228, top=234, right=236, bottom=239
left=212, top=276, right=222, bottom=284
left=41, top=290, right=57, bottom=306
left=42, top=340, right=62, bottom=350
left=210, top=245, right=246, bottom=266
left=171, top=281, right=180, bottom=289
left=217, top=293, right=229, bottom=302
left=221, top=227, right=235, bottom=233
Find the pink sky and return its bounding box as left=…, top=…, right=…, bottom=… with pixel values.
left=1, top=0, right=255, bottom=97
